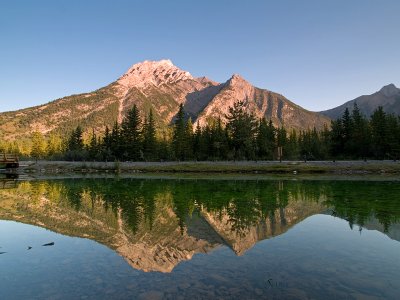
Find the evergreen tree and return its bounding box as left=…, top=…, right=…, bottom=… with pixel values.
left=211, top=117, right=228, bottom=160
left=386, top=114, right=400, bottom=160
left=370, top=106, right=388, bottom=159
left=286, top=129, right=299, bottom=159
left=142, top=109, right=157, bottom=161
left=102, top=125, right=112, bottom=161
left=67, top=126, right=84, bottom=152
left=65, top=126, right=86, bottom=161
left=185, top=118, right=194, bottom=159
left=110, top=122, right=122, bottom=160
left=320, top=124, right=331, bottom=159
left=330, top=119, right=343, bottom=158
left=311, top=128, right=323, bottom=159
left=193, top=123, right=203, bottom=160
left=276, top=127, right=288, bottom=160
left=121, top=105, right=142, bottom=160
left=226, top=101, right=257, bottom=160
left=350, top=103, right=370, bottom=159
left=158, top=127, right=172, bottom=161
left=173, top=104, right=189, bottom=160
left=256, top=119, right=276, bottom=160
left=88, top=129, right=99, bottom=160
left=342, top=108, right=353, bottom=156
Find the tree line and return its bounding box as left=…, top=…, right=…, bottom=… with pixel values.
left=4, top=101, right=400, bottom=161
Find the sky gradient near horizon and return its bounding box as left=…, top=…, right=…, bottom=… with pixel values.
left=1, top=0, right=399, bottom=113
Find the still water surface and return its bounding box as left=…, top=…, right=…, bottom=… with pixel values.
left=0, top=177, right=399, bottom=299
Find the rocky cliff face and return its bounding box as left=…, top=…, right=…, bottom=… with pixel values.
left=115, top=59, right=218, bottom=124
left=0, top=60, right=329, bottom=140
left=114, top=60, right=330, bottom=130
left=195, top=74, right=329, bottom=130
left=320, top=83, right=400, bottom=119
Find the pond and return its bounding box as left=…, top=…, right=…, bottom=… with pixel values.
left=0, top=176, right=399, bottom=299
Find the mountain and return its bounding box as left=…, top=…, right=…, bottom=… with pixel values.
left=320, top=84, right=400, bottom=120
left=194, top=74, right=329, bottom=130
left=0, top=59, right=330, bottom=141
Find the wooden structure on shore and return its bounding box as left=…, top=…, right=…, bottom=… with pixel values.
left=0, top=153, right=19, bottom=168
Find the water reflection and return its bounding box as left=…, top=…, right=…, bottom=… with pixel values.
left=0, top=178, right=399, bottom=273
left=0, top=173, right=18, bottom=189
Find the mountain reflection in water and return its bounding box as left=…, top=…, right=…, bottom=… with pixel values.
left=0, top=178, right=399, bottom=273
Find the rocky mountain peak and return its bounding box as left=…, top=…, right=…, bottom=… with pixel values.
left=379, top=83, right=399, bottom=97
left=229, top=73, right=247, bottom=83
left=117, top=59, right=194, bottom=88
left=226, top=74, right=252, bottom=90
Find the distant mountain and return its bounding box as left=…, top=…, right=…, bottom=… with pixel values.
left=320, top=84, right=400, bottom=120
left=0, top=60, right=329, bottom=141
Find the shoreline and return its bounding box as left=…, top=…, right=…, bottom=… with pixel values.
left=9, top=160, right=400, bottom=176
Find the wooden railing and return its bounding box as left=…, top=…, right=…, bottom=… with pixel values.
left=0, top=153, right=19, bottom=168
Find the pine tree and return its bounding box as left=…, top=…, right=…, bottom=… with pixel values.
left=173, top=104, right=188, bottom=160
left=102, top=125, right=112, bottom=160
left=330, top=119, right=343, bottom=158
left=226, top=101, right=257, bottom=160
left=88, top=129, right=98, bottom=160
left=185, top=118, right=194, bottom=160
left=64, top=126, right=86, bottom=161
left=276, top=127, right=288, bottom=160
left=67, top=126, right=84, bottom=152
left=342, top=108, right=353, bottom=156
left=142, top=109, right=157, bottom=161
left=121, top=105, right=142, bottom=160
left=110, top=122, right=122, bottom=160
left=386, top=114, right=400, bottom=160
left=158, top=127, right=172, bottom=161
left=193, top=123, right=203, bottom=160
left=256, top=119, right=276, bottom=160
left=286, top=129, right=299, bottom=160
left=320, top=124, right=331, bottom=159
left=211, top=117, right=228, bottom=160
left=350, top=103, right=370, bottom=159
left=370, top=106, right=388, bottom=159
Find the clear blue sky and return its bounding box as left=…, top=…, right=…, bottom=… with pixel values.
left=1, top=0, right=399, bottom=113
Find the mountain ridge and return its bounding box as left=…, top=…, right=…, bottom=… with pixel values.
left=0, top=59, right=330, bottom=141
left=320, top=83, right=400, bottom=119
